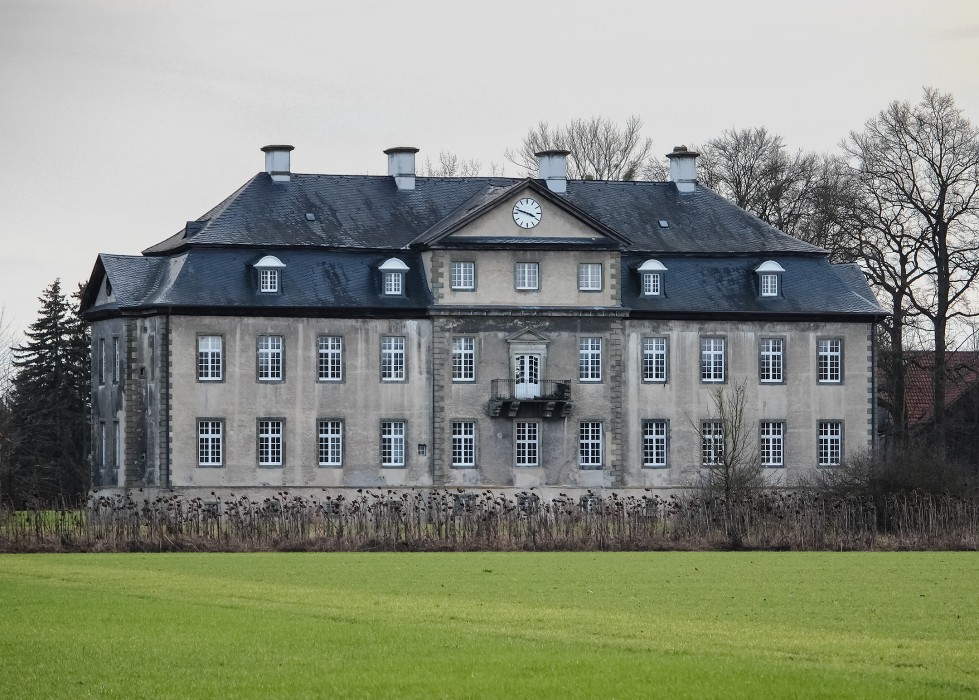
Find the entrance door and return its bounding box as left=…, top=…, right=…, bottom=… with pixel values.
left=514, top=354, right=541, bottom=399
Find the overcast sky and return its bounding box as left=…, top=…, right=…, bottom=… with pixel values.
left=1, top=0, right=978, bottom=339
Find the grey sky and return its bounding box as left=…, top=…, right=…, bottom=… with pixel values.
left=1, top=0, right=977, bottom=338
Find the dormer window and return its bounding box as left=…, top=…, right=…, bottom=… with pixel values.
left=379, top=258, right=409, bottom=296
left=254, top=255, right=286, bottom=293
left=638, top=259, right=668, bottom=297
left=755, top=261, right=785, bottom=298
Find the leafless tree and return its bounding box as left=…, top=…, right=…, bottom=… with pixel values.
left=506, top=115, right=666, bottom=180
left=420, top=151, right=483, bottom=177
left=843, top=88, right=979, bottom=455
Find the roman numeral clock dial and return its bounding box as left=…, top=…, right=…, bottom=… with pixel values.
left=512, top=197, right=542, bottom=228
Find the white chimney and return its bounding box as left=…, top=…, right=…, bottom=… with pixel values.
left=384, top=146, right=419, bottom=191
left=261, top=145, right=294, bottom=183
left=536, top=149, right=570, bottom=193
left=666, top=145, right=699, bottom=193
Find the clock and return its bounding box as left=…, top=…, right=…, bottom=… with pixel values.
left=512, top=197, right=542, bottom=228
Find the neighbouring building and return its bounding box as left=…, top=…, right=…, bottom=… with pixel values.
left=81, top=144, right=885, bottom=499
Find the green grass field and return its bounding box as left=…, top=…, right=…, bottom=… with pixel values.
left=1, top=553, right=976, bottom=699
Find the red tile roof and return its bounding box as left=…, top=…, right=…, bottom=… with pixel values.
left=900, top=351, right=979, bottom=425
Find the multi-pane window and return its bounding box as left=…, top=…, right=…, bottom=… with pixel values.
left=112, top=337, right=120, bottom=383
left=760, top=273, right=779, bottom=296
left=817, top=339, right=842, bottom=383
left=642, top=420, right=668, bottom=468
left=642, top=272, right=662, bottom=296
left=578, top=263, right=602, bottom=291
left=381, top=421, right=405, bottom=467
left=579, top=337, right=602, bottom=382
left=759, top=338, right=783, bottom=383
left=383, top=271, right=403, bottom=295
left=198, top=420, right=223, bottom=466
left=98, top=421, right=106, bottom=467
left=258, top=419, right=283, bottom=466
left=451, top=337, right=475, bottom=382
left=578, top=422, right=603, bottom=468
left=381, top=336, right=406, bottom=381
left=515, top=422, right=539, bottom=467
left=98, top=338, right=106, bottom=385
left=701, top=337, right=725, bottom=383
left=515, top=262, right=539, bottom=290
left=318, top=420, right=343, bottom=467
left=450, top=262, right=475, bottom=290
left=113, top=420, right=120, bottom=468
left=317, top=336, right=342, bottom=381
left=258, top=335, right=283, bottom=381
left=260, top=268, right=279, bottom=293
left=818, top=421, right=843, bottom=466
left=701, top=421, right=724, bottom=467
left=642, top=337, right=668, bottom=382
left=198, top=335, right=223, bottom=381
left=760, top=421, right=784, bottom=467
left=451, top=421, right=475, bottom=467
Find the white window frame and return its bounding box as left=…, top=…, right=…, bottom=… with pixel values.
left=381, top=336, right=406, bottom=381
left=642, top=272, right=662, bottom=296
left=451, top=337, right=475, bottom=382
left=317, top=336, right=343, bottom=382
left=257, top=335, right=284, bottom=381
left=383, top=271, right=403, bottom=296
left=112, top=337, right=120, bottom=383
left=260, top=268, right=279, bottom=293
left=515, top=262, right=539, bottom=291
left=381, top=421, right=406, bottom=467
left=198, top=420, right=223, bottom=467
left=701, top=337, right=725, bottom=383
left=642, top=337, right=668, bottom=382
left=642, top=420, right=668, bottom=468
left=451, top=421, right=475, bottom=468
left=578, top=263, right=603, bottom=291
left=317, top=420, right=343, bottom=467
left=198, top=335, right=223, bottom=382
left=578, top=421, right=603, bottom=468
left=113, top=420, right=120, bottom=468
left=818, top=421, right=843, bottom=466
left=702, top=420, right=724, bottom=467
left=450, top=261, right=475, bottom=291
left=760, top=273, right=779, bottom=297
left=98, top=421, right=106, bottom=467
left=258, top=419, right=284, bottom=466
left=760, top=421, right=784, bottom=467
left=579, top=337, right=602, bottom=382
left=759, top=338, right=783, bottom=384
left=515, top=421, right=539, bottom=467
left=98, top=338, right=106, bottom=385
left=817, top=339, right=842, bottom=383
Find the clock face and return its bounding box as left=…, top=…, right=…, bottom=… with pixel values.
left=512, top=197, right=542, bottom=228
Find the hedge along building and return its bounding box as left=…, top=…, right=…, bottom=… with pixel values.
left=81, top=144, right=885, bottom=499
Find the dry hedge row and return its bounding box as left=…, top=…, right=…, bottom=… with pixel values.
left=2, top=489, right=978, bottom=553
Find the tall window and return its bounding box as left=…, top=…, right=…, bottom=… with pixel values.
left=701, top=421, right=724, bottom=467
left=383, top=271, right=403, bottom=296
left=701, top=337, right=725, bottom=383
left=258, top=335, right=283, bottom=381
left=578, top=263, right=602, bottom=291
left=98, top=338, right=106, bottom=385
left=817, top=339, right=842, bottom=383
left=451, top=337, right=475, bottom=382
left=515, top=422, right=539, bottom=467
left=260, top=268, right=279, bottom=293
left=642, top=272, right=661, bottom=296
left=578, top=422, right=603, bottom=468
left=579, top=337, right=602, bottom=382
left=99, top=421, right=106, bottom=467
left=113, top=420, right=120, bottom=468
left=381, top=421, right=405, bottom=467
left=760, top=421, right=784, bottom=467
left=198, top=335, right=223, bottom=381
left=112, top=337, right=120, bottom=383
left=760, top=273, right=779, bottom=296
left=642, top=420, right=668, bottom=468
left=450, top=262, right=475, bottom=290
left=642, top=337, right=668, bottom=382
left=515, top=262, right=539, bottom=290
left=198, top=420, right=223, bottom=466
left=451, top=421, right=475, bottom=467
left=317, top=336, right=343, bottom=381
left=258, top=419, right=283, bottom=466
left=759, top=338, right=783, bottom=383
left=318, top=420, right=343, bottom=467
left=818, top=421, right=843, bottom=466
left=381, top=336, right=406, bottom=381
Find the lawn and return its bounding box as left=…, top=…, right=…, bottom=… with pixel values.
left=0, top=552, right=976, bottom=698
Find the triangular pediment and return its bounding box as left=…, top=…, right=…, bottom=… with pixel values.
left=412, top=179, right=629, bottom=250
left=506, top=328, right=551, bottom=345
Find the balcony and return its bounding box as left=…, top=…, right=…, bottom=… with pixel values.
left=488, top=379, right=573, bottom=419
